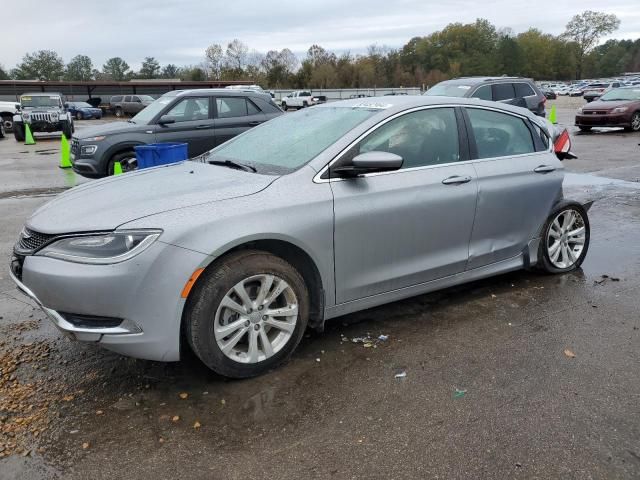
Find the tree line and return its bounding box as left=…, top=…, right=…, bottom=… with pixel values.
left=0, top=11, right=637, bottom=89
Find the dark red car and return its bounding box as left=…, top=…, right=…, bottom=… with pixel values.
left=575, top=86, right=640, bottom=132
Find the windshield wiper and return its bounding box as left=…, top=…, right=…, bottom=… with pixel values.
left=208, top=159, right=257, bottom=173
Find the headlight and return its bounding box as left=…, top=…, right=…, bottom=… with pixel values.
left=22, top=112, right=30, bottom=119
left=36, top=230, right=162, bottom=264
left=612, top=107, right=628, bottom=113
left=81, top=145, right=98, bottom=155
left=51, top=112, right=59, bottom=120
left=83, top=135, right=106, bottom=142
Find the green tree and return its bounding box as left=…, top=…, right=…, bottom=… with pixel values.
left=65, top=55, right=93, bottom=81
left=139, top=57, right=161, bottom=79
left=0, top=64, right=9, bottom=80
left=180, top=65, right=206, bottom=81
left=496, top=32, right=524, bottom=76
left=161, top=64, right=181, bottom=79
left=102, top=57, right=131, bottom=81
left=563, top=10, right=620, bottom=78
left=15, top=50, right=65, bottom=80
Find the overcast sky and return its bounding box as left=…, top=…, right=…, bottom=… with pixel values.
left=3, top=0, right=639, bottom=70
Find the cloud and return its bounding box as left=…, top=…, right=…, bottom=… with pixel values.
left=2, top=0, right=638, bottom=69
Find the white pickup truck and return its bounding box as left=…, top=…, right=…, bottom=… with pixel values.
left=0, top=100, right=20, bottom=136
left=280, top=91, right=326, bottom=110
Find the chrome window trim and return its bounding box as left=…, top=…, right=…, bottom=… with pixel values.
left=312, top=103, right=544, bottom=184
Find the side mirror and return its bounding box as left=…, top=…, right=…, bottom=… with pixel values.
left=158, top=115, right=176, bottom=125
left=332, top=151, right=403, bottom=177
left=15, top=104, right=21, bottom=111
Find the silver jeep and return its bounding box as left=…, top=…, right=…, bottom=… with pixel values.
left=13, top=92, right=74, bottom=142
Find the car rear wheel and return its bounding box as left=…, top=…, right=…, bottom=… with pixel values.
left=0, top=122, right=5, bottom=139
left=61, top=121, right=72, bottom=139
left=75, top=112, right=83, bottom=120
left=1, top=114, right=12, bottom=133
left=538, top=203, right=590, bottom=274
left=185, top=250, right=309, bottom=378
left=281, top=102, right=287, bottom=111
left=115, top=107, right=123, bottom=118
left=107, top=151, right=137, bottom=175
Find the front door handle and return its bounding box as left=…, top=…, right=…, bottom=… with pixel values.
left=248, top=121, right=263, bottom=126
left=533, top=165, right=556, bottom=173
left=442, top=175, right=472, bottom=185
left=195, top=124, right=214, bottom=130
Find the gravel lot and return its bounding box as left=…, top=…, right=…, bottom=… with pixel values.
left=0, top=97, right=639, bottom=479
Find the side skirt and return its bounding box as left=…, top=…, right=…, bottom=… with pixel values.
left=324, top=254, right=525, bottom=321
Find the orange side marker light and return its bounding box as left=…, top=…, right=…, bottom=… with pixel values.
left=181, top=268, right=205, bottom=298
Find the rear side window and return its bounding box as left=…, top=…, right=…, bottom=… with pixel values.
left=124, top=96, right=132, bottom=102
left=466, top=108, right=535, bottom=158
left=111, top=96, right=122, bottom=103
left=247, top=99, right=261, bottom=115
left=470, top=85, right=492, bottom=101
left=216, top=97, right=248, bottom=118
left=514, top=83, right=535, bottom=97
left=492, top=83, right=515, bottom=101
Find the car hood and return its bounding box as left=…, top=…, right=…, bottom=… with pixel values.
left=75, top=121, right=144, bottom=138
left=584, top=100, right=634, bottom=110
left=26, top=161, right=277, bottom=233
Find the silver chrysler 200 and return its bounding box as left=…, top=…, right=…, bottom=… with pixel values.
left=10, top=96, right=590, bottom=378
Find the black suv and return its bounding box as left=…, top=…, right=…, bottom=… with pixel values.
left=71, top=89, right=282, bottom=178
left=424, top=77, right=546, bottom=116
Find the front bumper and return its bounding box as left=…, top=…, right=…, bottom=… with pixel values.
left=575, top=112, right=631, bottom=128
left=10, top=241, right=210, bottom=361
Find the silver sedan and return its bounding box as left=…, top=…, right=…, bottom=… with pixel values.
left=10, top=96, right=590, bottom=378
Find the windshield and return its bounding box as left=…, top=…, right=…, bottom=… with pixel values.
left=130, top=94, right=177, bottom=124
left=207, top=106, right=379, bottom=174
left=74, top=102, right=92, bottom=108
left=599, top=88, right=640, bottom=101
left=139, top=95, right=155, bottom=102
left=424, top=83, right=471, bottom=97
left=21, top=95, right=61, bottom=108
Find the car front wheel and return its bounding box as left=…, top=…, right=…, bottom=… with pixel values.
left=538, top=203, right=590, bottom=274
left=13, top=123, right=25, bottom=142
left=624, top=112, right=640, bottom=132
left=186, top=250, right=309, bottom=378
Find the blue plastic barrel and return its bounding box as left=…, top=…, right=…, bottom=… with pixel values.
left=134, top=143, right=188, bottom=169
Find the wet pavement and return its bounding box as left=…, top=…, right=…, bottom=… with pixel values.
left=0, top=103, right=639, bottom=479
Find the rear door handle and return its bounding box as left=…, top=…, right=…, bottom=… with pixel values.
left=533, top=165, right=556, bottom=173
left=442, top=175, right=472, bottom=185
left=248, top=121, right=263, bottom=126
left=195, top=124, right=214, bottom=130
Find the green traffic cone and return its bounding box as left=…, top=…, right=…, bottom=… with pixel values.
left=59, top=134, right=72, bottom=169
left=24, top=123, right=35, bottom=145
left=113, top=161, right=123, bottom=176
left=549, top=105, right=557, bottom=124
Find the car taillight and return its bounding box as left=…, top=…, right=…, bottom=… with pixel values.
left=554, top=129, right=570, bottom=154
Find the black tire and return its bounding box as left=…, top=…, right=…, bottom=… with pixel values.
left=578, top=126, right=592, bottom=132
left=75, top=111, right=83, bottom=121
left=0, top=122, right=4, bottom=139
left=1, top=114, right=12, bottom=133
left=623, top=112, right=640, bottom=132
left=107, top=151, right=137, bottom=176
left=185, top=250, right=310, bottom=378
left=115, top=107, right=123, bottom=118
left=281, top=102, right=287, bottom=111
left=61, top=121, right=72, bottom=139
left=537, top=202, right=590, bottom=274
left=302, top=101, right=308, bottom=108
left=13, top=123, right=25, bottom=142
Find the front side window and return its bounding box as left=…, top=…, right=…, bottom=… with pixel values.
left=164, top=97, right=209, bottom=122
left=124, top=96, right=132, bottom=102
left=492, top=83, right=515, bottom=101
left=131, top=96, right=141, bottom=103
left=470, top=85, right=492, bottom=101
left=466, top=108, right=535, bottom=159
left=343, top=108, right=460, bottom=170
left=216, top=97, right=248, bottom=118
left=111, top=96, right=123, bottom=103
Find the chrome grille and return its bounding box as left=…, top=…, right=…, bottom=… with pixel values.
left=16, top=228, right=57, bottom=254
left=30, top=112, right=55, bottom=122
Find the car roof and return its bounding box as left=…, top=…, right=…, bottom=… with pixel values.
left=21, top=92, right=63, bottom=97
left=316, top=95, right=544, bottom=122
left=169, top=88, right=269, bottom=98
left=440, top=77, right=533, bottom=85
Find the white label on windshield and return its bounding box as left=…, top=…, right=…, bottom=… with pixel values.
left=352, top=102, right=392, bottom=109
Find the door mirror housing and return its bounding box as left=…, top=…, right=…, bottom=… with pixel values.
left=332, top=151, right=403, bottom=178
left=158, top=115, right=176, bottom=125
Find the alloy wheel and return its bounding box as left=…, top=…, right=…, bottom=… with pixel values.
left=632, top=112, right=640, bottom=132
left=546, top=209, right=586, bottom=269
left=214, top=274, right=298, bottom=364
